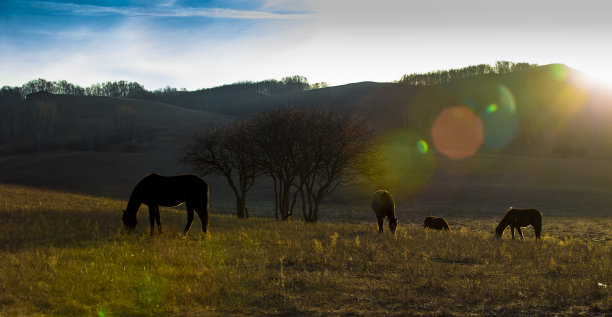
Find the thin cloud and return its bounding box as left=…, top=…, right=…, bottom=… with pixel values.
left=29, top=1, right=314, bottom=20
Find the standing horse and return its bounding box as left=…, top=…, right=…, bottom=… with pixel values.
left=495, top=207, right=542, bottom=239
left=371, top=190, right=398, bottom=234
left=424, top=216, right=450, bottom=231
left=122, top=173, right=209, bottom=235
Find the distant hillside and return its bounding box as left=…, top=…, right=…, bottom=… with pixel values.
left=2, top=63, right=612, bottom=218
left=148, top=63, right=612, bottom=160
left=352, top=64, right=612, bottom=158
left=132, top=80, right=384, bottom=115
left=0, top=93, right=232, bottom=154
left=0, top=94, right=234, bottom=198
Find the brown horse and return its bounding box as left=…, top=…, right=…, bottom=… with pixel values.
left=424, top=216, right=450, bottom=231
left=122, top=173, right=209, bottom=235
left=495, top=207, right=542, bottom=239
left=371, top=190, right=398, bottom=234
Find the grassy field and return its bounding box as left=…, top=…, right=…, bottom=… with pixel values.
left=0, top=183, right=611, bottom=316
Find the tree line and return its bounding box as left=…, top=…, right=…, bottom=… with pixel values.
left=398, top=61, right=537, bottom=86
left=4, top=61, right=536, bottom=117
left=181, top=107, right=377, bottom=222
left=2, top=76, right=328, bottom=114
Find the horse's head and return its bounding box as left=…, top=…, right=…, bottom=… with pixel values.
left=389, top=217, right=398, bottom=234
left=494, top=214, right=509, bottom=239
left=494, top=226, right=504, bottom=239
left=122, top=209, right=137, bottom=231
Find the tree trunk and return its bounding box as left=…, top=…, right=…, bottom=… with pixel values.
left=311, top=198, right=322, bottom=223
left=280, top=184, right=291, bottom=220
left=236, top=195, right=248, bottom=218
left=243, top=194, right=249, bottom=218
left=300, top=188, right=306, bottom=221
left=273, top=177, right=279, bottom=220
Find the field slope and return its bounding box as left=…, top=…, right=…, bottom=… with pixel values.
left=1, top=184, right=610, bottom=316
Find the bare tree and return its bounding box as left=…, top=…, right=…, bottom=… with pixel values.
left=249, top=109, right=303, bottom=220
left=181, top=107, right=377, bottom=221
left=249, top=107, right=377, bottom=222
left=181, top=121, right=260, bottom=218
left=294, top=110, right=376, bottom=222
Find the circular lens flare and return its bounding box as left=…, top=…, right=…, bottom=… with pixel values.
left=417, top=139, right=428, bottom=154
left=485, top=104, right=498, bottom=114
left=550, top=64, right=568, bottom=81
left=481, top=85, right=519, bottom=150
left=431, top=106, right=483, bottom=160
left=341, top=130, right=436, bottom=206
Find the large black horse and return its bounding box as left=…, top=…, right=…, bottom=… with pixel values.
left=495, top=207, right=542, bottom=239
left=371, top=190, right=398, bottom=234
left=122, top=173, right=209, bottom=235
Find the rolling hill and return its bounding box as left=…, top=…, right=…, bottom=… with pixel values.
left=0, top=94, right=233, bottom=199
left=1, top=64, right=612, bottom=219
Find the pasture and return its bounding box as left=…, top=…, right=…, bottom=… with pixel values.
left=0, top=183, right=610, bottom=316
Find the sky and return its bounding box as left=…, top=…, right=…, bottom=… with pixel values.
left=1, top=0, right=611, bottom=90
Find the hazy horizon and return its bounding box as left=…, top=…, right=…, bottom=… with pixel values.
left=1, top=0, right=611, bottom=90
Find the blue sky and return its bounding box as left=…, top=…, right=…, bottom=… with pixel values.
left=1, top=0, right=611, bottom=90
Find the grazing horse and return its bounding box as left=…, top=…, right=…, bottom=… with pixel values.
left=495, top=207, right=542, bottom=239
left=122, top=173, right=209, bottom=235
left=424, top=216, right=450, bottom=231
left=371, top=190, right=398, bottom=234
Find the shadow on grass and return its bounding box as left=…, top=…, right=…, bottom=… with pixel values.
left=0, top=209, right=124, bottom=252
left=0, top=208, right=197, bottom=252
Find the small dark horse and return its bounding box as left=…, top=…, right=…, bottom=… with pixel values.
left=122, top=173, right=209, bottom=235
left=424, top=216, right=450, bottom=231
left=371, top=190, right=398, bottom=234
left=495, top=207, right=542, bottom=239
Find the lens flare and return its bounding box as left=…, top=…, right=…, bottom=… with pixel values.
left=481, top=85, right=519, bottom=149
left=550, top=64, right=568, bottom=81
left=485, top=104, right=498, bottom=114
left=377, top=131, right=436, bottom=195
left=498, top=85, right=517, bottom=113
left=431, top=106, right=483, bottom=160
left=464, top=97, right=478, bottom=112
left=416, top=139, right=428, bottom=154
left=342, top=130, right=436, bottom=204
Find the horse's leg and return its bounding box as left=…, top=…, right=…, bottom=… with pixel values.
left=516, top=227, right=524, bottom=239
left=183, top=202, right=195, bottom=235
left=510, top=226, right=515, bottom=239
left=377, top=216, right=384, bottom=233
left=195, top=204, right=208, bottom=233
left=148, top=205, right=156, bottom=235
left=155, top=205, right=162, bottom=234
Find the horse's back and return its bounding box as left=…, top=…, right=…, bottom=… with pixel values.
left=506, top=208, right=542, bottom=226
left=372, top=190, right=394, bottom=217
left=135, top=174, right=208, bottom=206
left=172, top=174, right=208, bottom=188
left=424, top=216, right=449, bottom=230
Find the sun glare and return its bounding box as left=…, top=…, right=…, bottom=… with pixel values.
left=585, top=69, right=612, bottom=90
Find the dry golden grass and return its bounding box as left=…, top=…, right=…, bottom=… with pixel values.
left=0, top=183, right=610, bottom=316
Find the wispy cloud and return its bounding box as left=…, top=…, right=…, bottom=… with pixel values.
left=2, top=0, right=610, bottom=90
left=29, top=1, right=314, bottom=20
